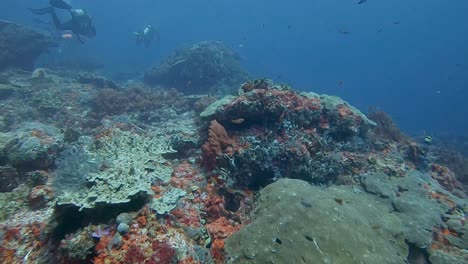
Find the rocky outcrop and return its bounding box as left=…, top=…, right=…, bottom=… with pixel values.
left=144, top=41, right=248, bottom=94
left=0, top=20, right=56, bottom=71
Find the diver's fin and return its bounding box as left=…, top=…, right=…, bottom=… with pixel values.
left=50, top=0, right=73, bottom=10
left=76, top=34, right=85, bottom=44
left=28, top=7, right=54, bottom=15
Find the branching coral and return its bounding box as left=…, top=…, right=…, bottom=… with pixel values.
left=202, top=120, right=232, bottom=170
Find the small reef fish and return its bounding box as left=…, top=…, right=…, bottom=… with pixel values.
left=358, top=0, right=368, bottom=4
left=231, top=118, right=245, bottom=124
left=62, top=33, right=73, bottom=39
left=338, top=29, right=350, bottom=35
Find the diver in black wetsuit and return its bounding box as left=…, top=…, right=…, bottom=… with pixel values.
left=29, top=0, right=96, bottom=43
left=134, top=24, right=159, bottom=48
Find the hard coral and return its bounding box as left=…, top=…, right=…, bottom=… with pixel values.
left=368, top=107, right=407, bottom=143
left=430, top=164, right=465, bottom=197
left=202, top=120, right=232, bottom=170
left=144, top=41, right=248, bottom=94
left=150, top=240, right=175, bottom=264
left=88, top=87, right=186, bottom=122
left=193, top=96, right=218, bottom=114
left=200, top=79, right=377, bottom=188
left=125, top=244, right=146, bottom=264
left=206, top=217, right=240, bottom=240
left=90, top=88, right=130, bottom=116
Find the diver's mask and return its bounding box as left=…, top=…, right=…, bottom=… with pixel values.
left=73, top=9, right=86, bottom=16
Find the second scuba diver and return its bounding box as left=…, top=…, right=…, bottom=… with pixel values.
left=29, top=0, right=96, bottom=43
left=134, top=24, right=159, bottom=48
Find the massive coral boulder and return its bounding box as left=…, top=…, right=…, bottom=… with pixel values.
left=3, top=122, right=63, bottom=170
left=0, top=20, right=56, bottom=71
left=225, top=178, right=408, bottom=264
left=144, top=41, right=249, bottom=94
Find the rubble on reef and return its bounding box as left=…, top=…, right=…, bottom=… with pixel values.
left=0, top=68, right=467, bottom=264
left=144, top=41, right=249, bottom=94
left=0, top=20, right=56, bottom=71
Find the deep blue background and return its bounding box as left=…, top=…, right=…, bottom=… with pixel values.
left=1, top=0, right=467, bottom=136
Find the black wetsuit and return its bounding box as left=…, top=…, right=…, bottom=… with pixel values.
left=30, top=0, right=95, bottom=41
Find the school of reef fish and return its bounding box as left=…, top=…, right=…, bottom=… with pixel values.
left=0, top=20, right=468, bottom=264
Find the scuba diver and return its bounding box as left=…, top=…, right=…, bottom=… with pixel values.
left=29, top=0, right=96, bottom=43
left=134, top=24, right=159, bottom=48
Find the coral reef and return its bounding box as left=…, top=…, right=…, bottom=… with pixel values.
left=430, top=164, right=465, bottom=197
left=193, top=96, right=218, bottom=114
left=227, top=171, right=468, bottom=263
left=0, top=166, right=20, bottom=192
left=39, top=56, right=104, bottom=72
left=362, top=171, right=468, bottom=262
left=78, top=73, right=119, bottom=89
left=0, top=66, right=467, bottom=264
left=368, top=107, right=408, bottom=143
left=0, top=20, right=56, bottom=71
left=0, top=70, right=94, bottom=130
left=144, top=41, right=249, bottom=94
left=2, top=122, right=63, bottom=170
left=200, top=79, right=376, bottom=188
left=88, top=87, right=187, bottom=124
left=55, top=127, right=176, bottom=209
left=150, top=187, right=186, bottom=215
